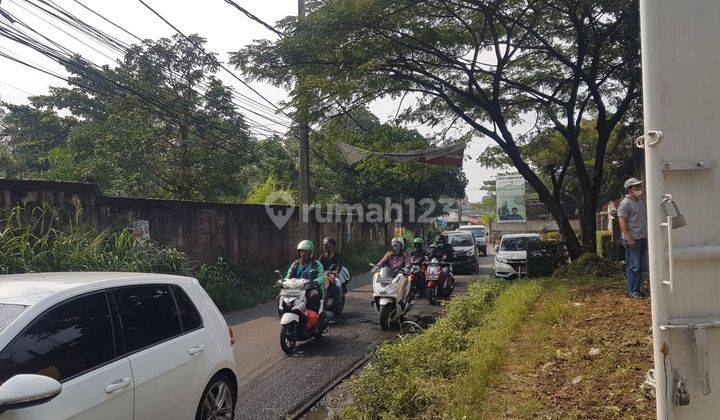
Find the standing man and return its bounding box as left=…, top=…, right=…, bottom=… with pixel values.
left=618, top=177, right=648, bottom=299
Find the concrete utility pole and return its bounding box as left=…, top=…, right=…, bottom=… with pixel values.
left=297, top=0, right=310, bottom=206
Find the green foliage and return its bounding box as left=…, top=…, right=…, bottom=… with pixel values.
left=342, top=239, right=385, bottom=275
left=245, top=176, right=297, bottom=205
left=527, top=239, right=568, bottom=278
left=344, top=280, right=542, bottom=419
left=306, top=108, right=468, bottom=208
left=541, top=231, right=564, bottom=242
left=0, top=203, right=273, bottom=311
left=1, top=35, right=256, bottom=202
left=553, top=253, right=623, bottom=278
left=597, top=230, right=624, bottom=262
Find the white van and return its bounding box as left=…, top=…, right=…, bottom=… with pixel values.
left=457, top=225, right=488, bottom=256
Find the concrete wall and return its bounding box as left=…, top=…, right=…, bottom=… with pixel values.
left=0, top=179, right=394, bottom=270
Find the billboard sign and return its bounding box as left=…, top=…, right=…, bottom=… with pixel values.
left=496, top=174, right=526, bottom=223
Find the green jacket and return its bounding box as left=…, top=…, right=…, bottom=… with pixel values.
left=285, top=258, right=326, bottom=294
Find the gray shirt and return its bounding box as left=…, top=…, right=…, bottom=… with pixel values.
left=617, top=195, right=648, bottom=240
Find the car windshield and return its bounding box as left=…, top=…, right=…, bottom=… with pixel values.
left=448, top=235, right=474, bottom=247
left=462, top=227, right=485, bottom=238
left=500, top=237, right=539, bottom=251
left=0, top=303, right=27, bottom=331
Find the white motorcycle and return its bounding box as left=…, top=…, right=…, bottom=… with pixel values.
left=370, top=264, right=413, bottom=330
left=275, top=269, right=327, bottom=354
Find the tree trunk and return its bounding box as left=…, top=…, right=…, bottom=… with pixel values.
left=510, top=156, right=583, bottom=260
left=579, top=197, right=598, bottom=255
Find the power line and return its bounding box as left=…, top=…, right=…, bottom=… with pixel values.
left=220, top=0, right=283, bottom=37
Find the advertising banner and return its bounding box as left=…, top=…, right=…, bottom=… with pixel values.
left=496, top=174, right=526, bottom=223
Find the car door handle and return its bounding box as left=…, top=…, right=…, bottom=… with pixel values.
left=188, top=344, right=205, bottom=355
left=105, top=377, right=131, bottom=393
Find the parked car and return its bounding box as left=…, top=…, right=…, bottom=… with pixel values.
left=457, top=225, right=488, bottom=256
left=493, top=233, right=542, bottom=278
left=0, top=272, right=237, bottom=420
left=445, top=231, right=479, bottom=274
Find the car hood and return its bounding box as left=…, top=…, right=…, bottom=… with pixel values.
left=498, top=250, right=527, bottom=260
left=453, top=246, right=474, bottom=253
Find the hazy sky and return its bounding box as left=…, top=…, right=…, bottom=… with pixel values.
left=0, top=0, right=498, bottom=202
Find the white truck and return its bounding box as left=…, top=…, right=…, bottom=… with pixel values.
left=640, top=1, right=720, bottom=418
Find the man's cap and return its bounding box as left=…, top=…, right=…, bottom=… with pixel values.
left=624, top=177, right=644, bottom=189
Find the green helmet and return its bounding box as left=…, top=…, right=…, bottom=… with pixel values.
left=297, top=239, right=315, bottom=257
left=413, top=237, right=424, bottom=245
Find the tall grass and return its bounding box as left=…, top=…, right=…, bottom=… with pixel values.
left=343, top=280, right=543, bottom=419
left=0, top=203, right=274, bottom=311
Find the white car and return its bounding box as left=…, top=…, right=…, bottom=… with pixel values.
left=0, top=272, right=237, bottom=420
left=457, top=225, right=488, bottom=256
left=493, top=233, right=542, bottom=278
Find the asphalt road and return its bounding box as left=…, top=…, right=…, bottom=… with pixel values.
left=225, top=252, right=496, bottom=419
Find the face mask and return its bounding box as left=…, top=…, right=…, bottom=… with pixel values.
left=632, top=189, right=643, bottom=198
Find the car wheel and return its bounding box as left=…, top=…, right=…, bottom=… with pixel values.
left=196, top=372, right=236, bottom=420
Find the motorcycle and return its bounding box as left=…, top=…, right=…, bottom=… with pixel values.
left=424, top=258, right=455, bottom=305
left=275, top=269, right=327, bottom=354
left=324, top=264, right=351, bottom=316
left=370, top=263, right=413, bottom=330
left=408, top=261, right=426, bottom=294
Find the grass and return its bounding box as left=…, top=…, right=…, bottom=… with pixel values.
left=0, top=202, right=275, bottom=311
left=342, top=279, right=543, bottom=419
left=481, top=276, right=654, bottom=419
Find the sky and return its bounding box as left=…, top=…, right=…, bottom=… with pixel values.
left=0, top=0, right=497, bottom=202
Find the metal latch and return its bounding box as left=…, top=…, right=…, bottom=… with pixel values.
left=673, top=369, right=690, bottom=406
left=635, top=130, right=664, bottom=148
left=660, top=317, right=720, bottom=396
left=661, top=194, right=687, bottom=229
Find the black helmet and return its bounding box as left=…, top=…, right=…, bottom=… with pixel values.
left=323, top=237, right=337, bottom=252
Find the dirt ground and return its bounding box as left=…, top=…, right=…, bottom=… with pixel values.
left=482, top=279, right=655, bottom=419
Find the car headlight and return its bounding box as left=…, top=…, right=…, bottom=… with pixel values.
left=466, top=250, right=475, bottom=256
left=496, top=256, right=508, bottom=263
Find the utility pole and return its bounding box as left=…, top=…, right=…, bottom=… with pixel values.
left=297, top=0, right=310, bottom=207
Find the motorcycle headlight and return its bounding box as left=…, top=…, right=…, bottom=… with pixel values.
left=496, top=255, right=508, bottom=263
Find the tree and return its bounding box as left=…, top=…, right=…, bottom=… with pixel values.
left=2, top=35, right=256, bottom=202
left=232, top=0, right=641, bottom=258
left=304, top=108, right=468, bottom=215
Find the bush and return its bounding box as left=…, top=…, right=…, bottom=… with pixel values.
left=0, top=203, right=274, bottom=311
left=527, top=239, right=568, bottom=278
left=597, top=230, right=624, bottom=262
left=554, top=253, right=623, bottom=278
left=541, top=231, right=563, bottom=242
left=342, top=239, right=385, bottom=274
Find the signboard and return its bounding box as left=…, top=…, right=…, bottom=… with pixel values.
left=496, top=174, right=526, bottom=223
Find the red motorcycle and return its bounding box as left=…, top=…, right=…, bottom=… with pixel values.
left=424, top=258, right=454, bottom=305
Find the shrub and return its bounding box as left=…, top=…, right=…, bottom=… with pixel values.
left=527, top=239, right=568, bottom=278
left=342, top=238, right=385, bottom=274
left=541, top=231, right=563, bottom=242
left=554, top=252, right=623, bottom=278
left=597, top=230, right=625, bottom=262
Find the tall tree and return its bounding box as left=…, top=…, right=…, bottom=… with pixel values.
left=232, top=0, right=641, bottom=258
left=2, top=35, right=256, bottom=202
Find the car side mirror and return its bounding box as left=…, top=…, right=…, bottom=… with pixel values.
left=273, top=269, right=282, bottom=279
left=494, top=245, right=499, bottom=252
left=0, top=374, right=62, bottom=413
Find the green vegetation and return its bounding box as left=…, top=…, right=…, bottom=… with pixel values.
left=528, top=238, right=568, bottom=277
left=342, top=239, right=385, bottom=275
left=596, top=230, right=625, bottom=262
left=553, top=253, right=624, bottom=278
left=0, top=203, right=274, bottom=311
left=343, top=280, right=542, bottom=419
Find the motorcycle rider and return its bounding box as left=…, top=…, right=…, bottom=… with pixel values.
left=429, top=233, right=454, bottom=279
left=375, top=237, right=412, bottom=303
left=319, top=237, right=342, bottom=305
left=286, top=240, right=325, bottom=312
left=409, top=237, right=427, bottom=291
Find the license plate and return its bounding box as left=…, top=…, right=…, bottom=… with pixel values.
left=280, top=288, right=303, bottom=296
